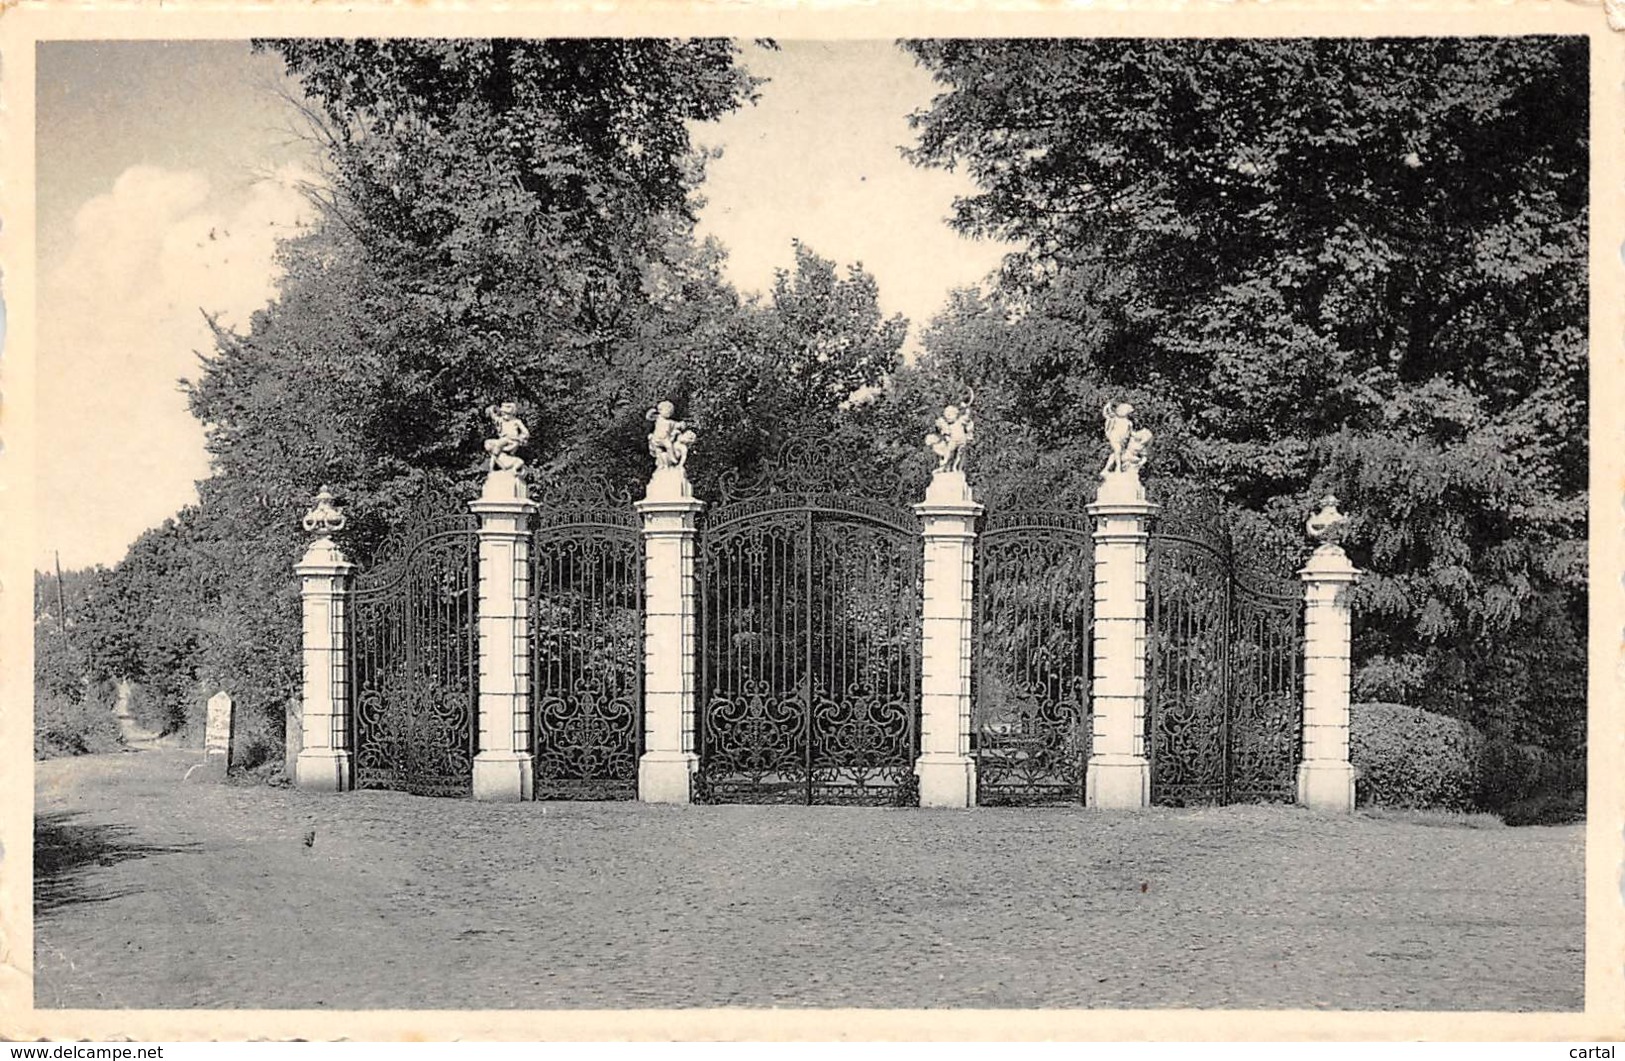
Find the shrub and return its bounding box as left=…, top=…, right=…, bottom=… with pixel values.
left=1482, top=742, right=1585, bottom=824
left=1500, top=790, right=1585, bottom=826
left=226, top=701, right=285, bottom=773
left=1350, top=702, right=1483, bottom=810
left=1475, top=738, right=1547, bottom=810
left=1352, top=702, right=1586, bottom=823
left=34, top=688, right=123, bottom=759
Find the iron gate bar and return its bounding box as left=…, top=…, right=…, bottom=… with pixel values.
left=804, top=508, right=814, bottom=804
left=348, top=511, right=480, bottom=799
left=1146, top=525, right=1303, bottom=806
left=531, top=497, right=643, bottom=801
left=697, top=494, right=921, bottom=805
left=973, top=508, right=1095, bottom=806
left=1228, top=566, right=1303, bottom=802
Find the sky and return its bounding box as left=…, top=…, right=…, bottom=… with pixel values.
left=34, top=40, right=1009, bottom=571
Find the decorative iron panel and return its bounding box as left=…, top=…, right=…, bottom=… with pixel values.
left=1146, top=530, right=1302, bottom=806
left=348, top=511, right=479, bottom=798
left=974, top=510, right=1095, bottom=805
left=1146, top=534, right=1231, bottom=806
left=1227, top=572, right=1302, bottom=803
left=531, top=481, right=643, bottom=801
left=697, top=498, right=921, bottom=805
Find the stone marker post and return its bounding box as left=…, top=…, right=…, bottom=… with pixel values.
left=295, top=488, right=354, bottom=792
left=637, top=401, right=703, bottom=802
left=1085, top=401, right=1158, bottom=809
left=470, top=464, right=538, bottom=802
left=913, top=461, right=982, bottom=808
left=204, top=691, right=233, bottom=778
left=1297, top=496, right=1361, bottom=813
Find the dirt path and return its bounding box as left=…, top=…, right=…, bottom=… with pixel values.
left=108, top=681, right=161, bottom=746
left=34, top=747, right=1585, bottom=1010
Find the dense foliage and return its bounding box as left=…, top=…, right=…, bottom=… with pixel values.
left=56, top=39, right=916, bottom=749
left=903, top=37, right=1588, bottom=754
left=34, top=570, right=124, bottom=757
left=42, top=39, right=1588, bottom=796
left=1350, top=702, right=1483, bottom=811
left=1350, top=702, right=1584, bottom=821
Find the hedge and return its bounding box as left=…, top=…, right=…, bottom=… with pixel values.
left=1350, top=701, right=1586, bottom=823
left=1350, top=701, right=1483, bottom=811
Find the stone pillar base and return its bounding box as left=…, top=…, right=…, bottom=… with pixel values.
left=1297, top=760, right=1356, bottom=813
left=295, top=750, right=351, bottom=793
left=473, top=751, right=534, bottom=802
left=639, top=752, right=698, bottom=804
left=914, top=753, right=975, bottom=808
left=1086, top=754, right=1150, bottom=809
left=202, top=750, right=230, bottom=778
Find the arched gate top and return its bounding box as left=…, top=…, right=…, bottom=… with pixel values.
left=705, top=492, right=920, bottom=537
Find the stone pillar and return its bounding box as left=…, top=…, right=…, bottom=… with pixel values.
left=203, top=691, right=233, bottom=778
left=1085, top=470, right=1158, bottom=809
left=636, top=466, right=704, bottom=803
left=913, top=470, right=982, bottom=808
left=295, top=489, right=353, bottom=792
left=1297, top=499, right=1361, bottom=813
left=470, top=469, right=537, bottom=802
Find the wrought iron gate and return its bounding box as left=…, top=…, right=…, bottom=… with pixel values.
left=696, top=483, right=922, bottom=806
left=1146, top=526, right=1301, bottom=805
left=974, top=509, right=1094, bottom=805
left=348, top=507, right=479, bottom=797
left=530, top=479, right=643, bottom=800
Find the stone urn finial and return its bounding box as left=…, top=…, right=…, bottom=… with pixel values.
left=1305, top=494, right=1348, bottom=546
left=301, top=487, right=346, bottom=537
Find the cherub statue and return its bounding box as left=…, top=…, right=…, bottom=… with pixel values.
left=1305, top=495, right=1347, bottom=544
left=301, top=487, right=346, bottom=536
left=669, top=426, right=697, bottom=470
left=484, top=401, right=529, bottom=474
left=1101, top=400, right=1135, bottom=476
left=646, top=400, right=694, bottom=470
left=926, top=399, right=975, bottom=474
left=1120, top=427, right=1154, bottom=473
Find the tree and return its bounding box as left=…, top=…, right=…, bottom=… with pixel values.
left=654, top=239, right=912, bottom=498
left=126, top=41, right=917, bottom=753
left=904, top=38, right=1588, bottom=750
left=123, top=39, right=764, bottom=743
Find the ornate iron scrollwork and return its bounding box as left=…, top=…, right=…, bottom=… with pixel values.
left=533, top=470, right=639, bottom=528
left=697, top=499, right=921, bottom=806
left=1146, top=523, right=1302, bottom=806
left=531, top=511, right=643, bottom=800
left=974, top=511, right=1095, bottom=805
left=349, top=508, right=480, bottom=798
left=712, top=437, right=918, bottom=508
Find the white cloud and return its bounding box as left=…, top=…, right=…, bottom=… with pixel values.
left=38, top=163, right=316, bottom=569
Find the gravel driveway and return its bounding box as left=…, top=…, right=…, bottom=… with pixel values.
left=33, top=747, right=1584, bottom=1010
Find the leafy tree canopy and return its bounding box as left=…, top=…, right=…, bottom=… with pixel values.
left=105, top=39, right=915, bottom=738
left=904, top=37, right=1587, bottom=747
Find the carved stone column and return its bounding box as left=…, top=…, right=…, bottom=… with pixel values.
left=1297, top=498, right=1361, bottom=813
left=637, top=464, right=704, bottom=803
left=470, top=469, right=537, bottom=801
left=912, top=469, right=982, bottom=808
left=1085, top=470, right=1158, bottom=809
left=295, top=489, right=353, bottom=792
